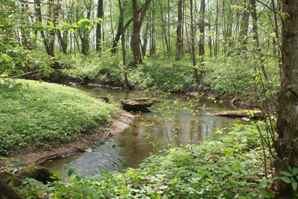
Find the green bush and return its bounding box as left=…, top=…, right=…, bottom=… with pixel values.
left=205, top=54, right=279, bottom=96
left=0, top=79, right=116, bottom=154
left=60, top=53, right=123, bottom=85
left=130, top=58, right=194, bottom=92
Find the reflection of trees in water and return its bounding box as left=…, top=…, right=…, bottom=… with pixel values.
left=178, top=112, right=193, bottom=145
left=199, top=114, right=226, bottom=140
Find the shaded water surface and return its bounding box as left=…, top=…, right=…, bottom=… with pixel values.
left=44, top=87, right=239, bottom=177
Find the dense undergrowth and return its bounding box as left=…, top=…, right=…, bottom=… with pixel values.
left=1, top=47, right=279, bottom=95
left=0, top=79, right=116, bottom=155
left=20, top=124, right=274, bottom=199
left=27, top=51, right=279, bottom=99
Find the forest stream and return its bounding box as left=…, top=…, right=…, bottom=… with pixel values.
left=43, top=86, right=241, bottom=177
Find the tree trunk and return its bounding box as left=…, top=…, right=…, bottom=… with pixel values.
left=96, top=0, right=104, bottom=54
left=131, top=0, right=152, bottom=65
left=239, top=0, right=249, bottom=51
left=176, top=0, right=184, bottom=60
left=57, top=30, right=68, bottom=54
left=276, top=1, right=298, bottom=198
left=142, top=21, right=150, bottom=57
left=34, top=0, right=55, bottom=57
left=149, top=0, right=156, bottom=56
left=189, top=0, right=198, bottom=84
left=214, top=0, right=219, bottom=57
left=199, top=0, right=206, bottom=58
left=80, top=2, right=92, bottom=55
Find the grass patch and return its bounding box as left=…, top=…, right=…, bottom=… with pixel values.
left=0, top=79, right=116, bottom=154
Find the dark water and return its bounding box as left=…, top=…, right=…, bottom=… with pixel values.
left=44, top=87, right=239, bottom=177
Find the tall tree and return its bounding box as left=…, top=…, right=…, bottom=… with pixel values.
left=214, top=0, right=219, bottom=57
left=189, top=0, right=198, bottom=84
left=276, top=0, right=298, bottom=198
left=79, top=1, right=92, bottom=55
left=34, top=0, right=57, bottom=57
left=131, top=0, right=152, bottom=65
left=198, top=0, right=206, bottom=59
left=176, top=0, right=184, bottom=60
left=239, top=0, right=249, bottom=51
left=96, top=0, right=104, bottom=54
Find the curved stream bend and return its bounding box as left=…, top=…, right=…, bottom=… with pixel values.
left=44, top=88, right=239, bottom=177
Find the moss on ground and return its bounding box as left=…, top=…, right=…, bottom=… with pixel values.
left=0, top=79, right=116, bottom=154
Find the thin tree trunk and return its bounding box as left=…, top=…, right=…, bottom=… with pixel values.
left=190, top=0, right=198, bottom=84
left=96, top=0, right=104, bottom=54
left=149, top=0, right=156, bottom=56
left=176, top=0, right=184, bottom=60
left=239, top=0, right=249, bottom=51
left=199, top=0, right=206, bottom=57
left=214, top=0, right=219, bottom=57
left=142, top=21, right=149, bottom=57
left=131, top=0, right=152, bottom=65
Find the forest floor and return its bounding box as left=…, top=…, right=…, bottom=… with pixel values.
left=0, top=79, right=120, bottom=169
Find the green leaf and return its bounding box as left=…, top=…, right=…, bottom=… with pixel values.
left=280, top=176, right=291, bottom=184
left=292, top=182, right=298, bottom=191
left=281, top=171, right=292, bottom=177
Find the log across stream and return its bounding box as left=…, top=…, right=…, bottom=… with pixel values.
left=43, top=87, right=243, bottom=177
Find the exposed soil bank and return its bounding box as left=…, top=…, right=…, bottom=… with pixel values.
left=0, top=111, right=136, bottom=173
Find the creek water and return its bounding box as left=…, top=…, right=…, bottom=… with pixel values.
left=44, top=87, right=240, bottom=177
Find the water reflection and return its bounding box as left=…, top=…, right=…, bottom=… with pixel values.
left=45, top=88, right=237, bottom=177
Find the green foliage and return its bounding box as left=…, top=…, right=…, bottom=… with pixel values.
left=38, top=124, right=273, bottom=199
left=203, top=54, right=279, bottom=99
left=60, top=53, right=123, bottom=85
left=130, top=58, right=194, bottom=92
left=0, top=79, right=116, bottom=154
left=277, top=167, right=298, bottom=193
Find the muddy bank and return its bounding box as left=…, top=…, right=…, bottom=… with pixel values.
left=0, top=111, right=136, bottom=172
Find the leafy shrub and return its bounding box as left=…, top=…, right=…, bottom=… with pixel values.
left=205, top=54, right=279, bottom=96
left=130, top=58, right=194, bottom=92
left=60, top=53, right=123, bottom=85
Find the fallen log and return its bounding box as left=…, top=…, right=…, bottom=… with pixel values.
left=211, top=109, right=264, bottom=120
left=121, top=98, right=155, bottom=112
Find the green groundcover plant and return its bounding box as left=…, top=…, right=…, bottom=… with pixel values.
left=20, top=124, right=274, bottom=199
left=0, top=79, right=116, bottom=154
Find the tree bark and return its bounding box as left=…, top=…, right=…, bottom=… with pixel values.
left=189, top=0, right=198, bottom=84
left=34, top=0, right=56, bottom=57
left=96, top=0, right=104, bottom=54
left=239, top=0, right=249, bottom=50
left=131, top=0, right=152, bottom=65
left=176, top=0, right=184, bottom=60
left=198, top=0, right=206, bottom=58
left=276, top=1, right=298, bottom=198
left=214, top=0, right=219, bottom=57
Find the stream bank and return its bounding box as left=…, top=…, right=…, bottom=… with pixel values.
left=42, top=87, right=242, bottom=177
left=0, top=111, right=135, bottom=174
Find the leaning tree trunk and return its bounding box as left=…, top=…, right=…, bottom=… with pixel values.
left=276, top=1, right=298, bottom=198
